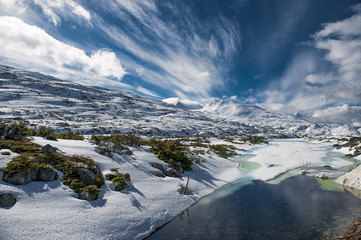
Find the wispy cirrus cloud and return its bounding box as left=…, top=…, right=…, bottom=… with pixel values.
left=88, top=0, right=241, bottom=99
left=32, top=0, right=91, bottom=26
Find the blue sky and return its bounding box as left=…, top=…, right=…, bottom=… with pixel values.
left=0, top=0, right=360, bottom=124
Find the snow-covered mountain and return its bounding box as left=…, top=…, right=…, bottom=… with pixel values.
left=0, top=65, right=359, bottom=137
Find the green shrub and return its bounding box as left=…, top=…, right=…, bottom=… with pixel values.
left=209, top=144, right=237, bottom=158
left=1, top=151, right=11, bottom=155
left=105, top=169, right=131, bottom=191
left=3, top=154, right=37, bottom=175
left=149, top=139, right=193, bottom=171
left=81, top=185, right=101, bottom=196
left=94, top=174, right=105, bottom=188
left=91, top=133, right=145, bottom=146
left=241, top=136, right=268, bottom=144
left=0, top=140, right=42, bottom=154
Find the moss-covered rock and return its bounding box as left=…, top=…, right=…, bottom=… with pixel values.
left=78, top=185, right=101, bottom=201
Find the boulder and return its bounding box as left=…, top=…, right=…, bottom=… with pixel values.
left=163, top=167, right=180, bottom=177
left=151, top=162, right=164, bottom=171
left=0, top=193, right=17, bottom=207
left=37, top=166, right=58, bottom=181
left=3, top=172, right=31, bottom=185
left=77, top=167, right=101, bottom=186
left=123, top=149, right=133, bottom=155
left=4, top=126, right=23, bottom=140
left=156, top=172, right=166, bottom=178
left=78, top=190, right=98, bottom=201
left=45, top=136, right=57, bottom=141
left=41, top=144, right=57, bottom=154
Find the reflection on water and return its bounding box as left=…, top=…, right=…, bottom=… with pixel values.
left=147, top=176, right=361, bottom=240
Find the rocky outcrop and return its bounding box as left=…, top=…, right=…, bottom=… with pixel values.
left=3, top=172, right=32, bottom=185
left=78, top=189, right=98, bottom=201
left=163, top=167, right=181, bottom=177
left=78, top=186, right=101, bottom=201
left=0, top=193, right=17, bottom=207
left=3, top=126, right=23, bottom=140
left=151, top=162, right=182, bottom=178
left=41, top=144, right=57, bottom=154
left=77, top=166, right=102, bottom=186
left=335, top=165, right=361, bottom=191
left=3, top=165, right=58, bottom=185
left=37, top=166, right=58, bottom=181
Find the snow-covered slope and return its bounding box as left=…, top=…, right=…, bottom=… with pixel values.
left=199, top=99, right=360, bottom=137
left=0, top=65, right=263, bottom=136
left=0, top=64, right=359, bottom=137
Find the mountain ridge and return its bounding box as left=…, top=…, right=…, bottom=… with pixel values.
left=0, top=64, right=359, bottom=137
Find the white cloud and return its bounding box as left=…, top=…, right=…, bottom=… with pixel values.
left=135, top=86, right=159, bottom=98
left=262, top=5, right=361, bottom=124
left=32, top=0, right=91, bottom=26
left=92, top=0, right=241, bottom=99
left=305, top=73, right=334, bottom=84
left=0, top=16, right=126, bottom=85
left=0, top=0, right=91, bottom=26
left=313, top=104, right=361, bottom=125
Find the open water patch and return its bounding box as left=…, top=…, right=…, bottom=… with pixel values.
left=147, top=176, right=361, bottom=240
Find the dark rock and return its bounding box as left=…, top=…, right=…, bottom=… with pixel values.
left=45, top=136, right=57, bottom=141
left=41, top=144, right=57, bottom=154
left=123, top=149, right=133, bottom=155
left=3, top=172, right=31, bottom=185
left=78, top=190, right=98, bottom=201
left=156, top=172, right=166, bottom=178
left=0, top=193, right=17, bottom=207
left=151, top=162, right=164, bottom=171
left=163, top=167, right=180, bottom=177
left=4, top=126, right=23, bottom=140
left=76, top=167, right=101, bottom=185
left=37, top=166, right=58, bottom=181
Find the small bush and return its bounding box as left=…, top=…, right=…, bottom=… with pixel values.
left=1, top=151, right=11, bottom=155
left=149, top=139, right=193, bottom=171
left=209, top=144, right=237, bottom=159
left=91, top=134, right=145, bottom=146
left=241, top=136, right=268, bottom=144
left=3, top=154, right=36, bottom=175
left=0, top=140, right=42, bottom=154
left=81, top=185, right=101, bottom=196
left=105, top=169, right=131, bottom=191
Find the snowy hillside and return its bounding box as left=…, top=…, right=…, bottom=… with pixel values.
left=0, top=65, right=263, bottom=136
left=0, top=65, right=359, bottom=137
left=199, top=99, right=360, bottom=137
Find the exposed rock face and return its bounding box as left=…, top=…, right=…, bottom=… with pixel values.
left=37, top=166, right=58, bottom=181
left=78, top=190, right=98, bottom=201
left=3, top=166, right=58, bottom=185
left=0, top=193, right=17, bottom=207
left=4, top=126, right=23, bottom=140
left=77, top=167, right=102, bottom=186
left=41, top=144, right=57, bottom=154
left=3, top=172, right=31, bottom=185
left=336, top=165, right=361, bottom=190
left=151, top=162, right=164, bottom=171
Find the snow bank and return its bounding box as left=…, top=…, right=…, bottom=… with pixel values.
left=0, top=137, right=240, bottom=240
left=336, top=165, right=361, bottom=191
